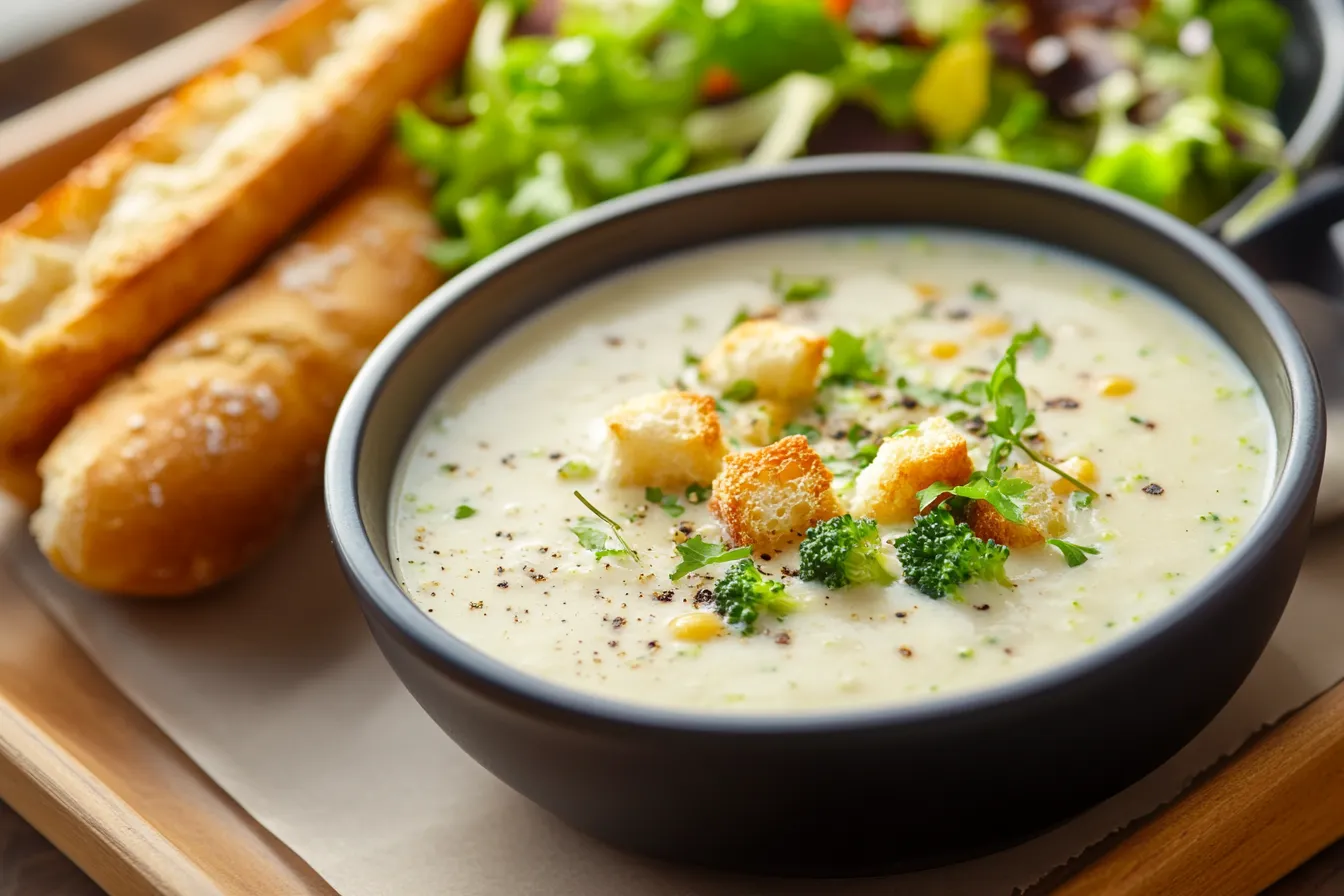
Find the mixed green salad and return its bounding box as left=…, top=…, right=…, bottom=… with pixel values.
left=397, top=0, right=1292, bottom=270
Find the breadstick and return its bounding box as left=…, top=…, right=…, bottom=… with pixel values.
left=31, top=152, right=444, bottom=596
left=0, top=0, right=474, bottom=451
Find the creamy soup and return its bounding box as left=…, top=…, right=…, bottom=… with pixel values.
left=392, top=230, right=1274, bottom=713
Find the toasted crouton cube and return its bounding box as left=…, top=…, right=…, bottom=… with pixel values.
left=699, top=320, right=827, bottom=401
left=725, top=399, right=793, bottom=447
left=605, top=391, right=726, bottom=489
left=849, top=416, right=973, bottom=523
left=709, top=435, right=842, bottom=549
left=966, top=464, right=1067, bottom=547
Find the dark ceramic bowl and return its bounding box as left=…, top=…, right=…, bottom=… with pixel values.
left=326, top=156, right=1325, bottom=876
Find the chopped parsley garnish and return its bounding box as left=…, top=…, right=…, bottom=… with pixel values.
left=771, top=269, right=832, bottom=302
left=645, top=487, right=685, bottom=517
left=670, top=535, right=752, bottom=581
left=727, top=307, right=751, bottom=331
left=454, top=504, right=477, bottom=519
left=722, top=379, right=758, bottom=402
left=1199, top=511, right=1221, bottom=522
left=683, top=348, right=702, bottom=366
left=572, top=491, right=639, bottom=563
left=685, top=482, right=712, bottom=504
left=782, top=422, right=821, bottom=442
left=557, top=459, right=595, bottom=480
left=970, top=280, right=998, bottom=300
left=1047, top=538, right=1100, bottom=567
left=821, top=328, right=884, bottom=387
left=846, top=422, right=871, bottom=445
left=1071, top=491, right=1095, bottom=509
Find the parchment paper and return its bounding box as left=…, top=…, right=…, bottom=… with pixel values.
left=4, top=497, right=1343, bottom=896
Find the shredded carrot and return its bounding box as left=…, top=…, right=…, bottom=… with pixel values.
left=700, top=65, right=740, bottom=102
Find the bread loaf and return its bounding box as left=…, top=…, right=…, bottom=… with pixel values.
left=0, top=0, right=474, bottom=452
left=31, top=153, right=444, bottom=596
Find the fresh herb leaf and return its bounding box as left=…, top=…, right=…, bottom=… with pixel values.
left=645, top=487, right=685, bottom=517
left=557, top=459, right=595, bottom=480
left=782, top=422, right=822, bottom=442
left=683, top=348, right=702, bottom=366
left=722, top=379, right=759, bottom=402
left=454, top=504, right=477, bottom=519
left=771, top=269, right=832, bottom=302
left=1047, top=538, right=1100, bottom=567
left=970, top=280, right=998, bottom=300
left=846, top=422, right=870, bottom=445
left=573, top=491, right=639, bottom=563
left=946, top=410, right=969, bottom=423
left=685, top=482, right=712, bottom=504
left=981, top=325, right=1097, bottom=497
left=1071, top=491, right=1095, bottom=509
left=917, top=473, right=1034, bottom=524
left=728, top=307, right=751, bottom=331
left=852, top=443, right=880, bottom=470
left=670, top=535, right=753, bottom=581
left=821, top=328, right=884, bottom=387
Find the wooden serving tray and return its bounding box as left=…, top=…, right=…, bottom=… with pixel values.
left=1, top=3, right=1342, bottom=894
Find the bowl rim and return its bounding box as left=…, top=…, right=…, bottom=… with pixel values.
left=326, top=154, right=1324, bottom=734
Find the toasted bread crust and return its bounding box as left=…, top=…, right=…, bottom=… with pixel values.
left=849, top=416, right=973, bottom=523
left=604, top=390, right=726, bottom=489
left=0, top=447, right=41, bottom=510
left=31, top=154, right=443, bottom=596
left=965, top=464, right=1066, bottom=547
left=709, top=434, right=842, bottom=550
left=699, top=320, right=827, bottom=401
left=0, top=0, right=475, bottom=451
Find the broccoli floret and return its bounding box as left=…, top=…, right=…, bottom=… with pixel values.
left=713, top=560, right=798, bottom=633
left=892, top=508, right=1011, bottom=600
left=798, top=514, right=895, bottom=589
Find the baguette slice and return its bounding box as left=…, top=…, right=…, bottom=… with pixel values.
left=32, top=152, right=444, bottom=597
left=0, top=0, right=474, bottom=451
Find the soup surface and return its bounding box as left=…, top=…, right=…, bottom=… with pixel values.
left=392, top=230, right=1274, bottom=713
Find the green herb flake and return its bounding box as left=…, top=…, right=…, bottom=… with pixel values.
left=1071, top=491, right=1095, bottom=509
left=572, top=491, right=639, bottom=563
left=1047, top=538, right=1100, bottom=567
left=683, top=349, right=702, bottom=367
left=645, top=487, right=685, bottom=517
left=969, top=280, right=998, bottom=300
left=727, top=308, right=751, bottom=331
left=722, top=379, right=759, bottom=402
left=771, top=269, right=833, bottom=302
left=782, top=422, right=822, bottom=442
left=685, top=482, right=712, bottom=504
left=557, top=459, right=595, bottom=480
left=822, top=328, right=884, bottom=387
left=671, top=535, right=753, bottom=581
left=454, top=504, right=477, bottom=519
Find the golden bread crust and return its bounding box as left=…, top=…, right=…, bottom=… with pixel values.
left=0, top=0, right=475, bottom=451
left=709, top=434, right=842, bottom=550
left=604, top=390, right=726, bottom=489
left=699, top=320, right=827, bottom=401
left=849, top=416, right=973, bottom=523
left=31, top=155, right=443, bottom=596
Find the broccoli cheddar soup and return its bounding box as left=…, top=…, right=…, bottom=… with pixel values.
left=392, top=231, right=1274, bottom=713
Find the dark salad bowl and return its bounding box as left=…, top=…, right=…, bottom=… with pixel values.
left=1206, top=0, right=1344, bottom=233
left=326, top=156, right=1325, bottom=875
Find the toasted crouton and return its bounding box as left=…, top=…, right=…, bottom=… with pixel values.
left=966, top=464, right=1067, bottom=547
left=605, top=391, right=726, bottom=489
left=724, top=399, right=793, bottom=447
left=699, top=320, right=827, bottom=400
left=849, top=416, right=973, bottom=523
left=709, top=434, right=842, bottom=549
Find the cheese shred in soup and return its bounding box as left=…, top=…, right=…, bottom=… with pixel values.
left=392, top=231, right=1274, bottom=713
